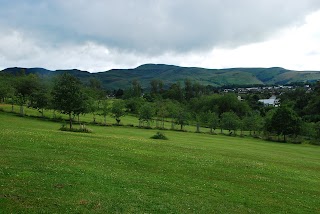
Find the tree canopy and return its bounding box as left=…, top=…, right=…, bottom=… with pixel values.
left=51, top=73, right=88, bottom=129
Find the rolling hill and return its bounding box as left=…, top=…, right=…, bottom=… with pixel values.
left=2, top=64, right=320, bottom=89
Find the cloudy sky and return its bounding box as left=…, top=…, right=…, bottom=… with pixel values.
left=0, top=0, right=320, bottom=72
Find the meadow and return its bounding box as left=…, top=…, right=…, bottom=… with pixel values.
left=0, top=110, right=320, bottom=213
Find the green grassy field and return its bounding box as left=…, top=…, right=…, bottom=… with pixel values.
left=0, top=104, right=219, bottom=133
left=1, top=111, right=320, bottom=213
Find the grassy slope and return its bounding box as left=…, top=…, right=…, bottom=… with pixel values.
left=0, top=112, right=320, bottom=213
left=0, top=104, right=215, bottom=133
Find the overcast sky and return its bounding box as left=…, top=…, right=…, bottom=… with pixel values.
left=0, top=0, right=320, bottom=72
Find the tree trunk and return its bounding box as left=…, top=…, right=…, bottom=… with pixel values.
left=104, top=115, right=107, bottom=125
left=180, top=124, right=183, bottom=130
left=11, top=104, right=14, bottom=112
left=196, top=123, right=200, bottom=132
left=41, top=109, right=44, bottom=118
left=210, top=127, right=213, bottom=134
left=20, top=105, right=24, bottom=116
left=69, top=113, right=73, bottom=129
left=93, top=114, right=96, bottom=123
left=284, top=134, right=286, bottom=142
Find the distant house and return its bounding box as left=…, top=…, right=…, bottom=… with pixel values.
left=237, top=96, right=244, bottom=101
left=258, top=95, right=280, bottom=107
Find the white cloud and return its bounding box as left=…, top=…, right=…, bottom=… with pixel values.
left=0, top=2, right=320, bottom=71
left=0, top=30, right=42, bottom=61
left=197, top=9, right=320, bottom=71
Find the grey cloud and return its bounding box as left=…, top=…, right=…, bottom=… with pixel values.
left=1, top=0, right=320, bottom=55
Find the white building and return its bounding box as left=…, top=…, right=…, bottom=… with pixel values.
left=258, top=95, right=280, bottom=107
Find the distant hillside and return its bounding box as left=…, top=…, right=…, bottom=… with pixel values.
left=2, top=64, right=320, bottom=89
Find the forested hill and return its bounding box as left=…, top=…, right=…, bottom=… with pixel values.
left=2, top=64, right=320, bottom=89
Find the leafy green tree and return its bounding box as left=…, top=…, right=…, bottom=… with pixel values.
left=89, top=78, right=103, bottom=91
left=114, top=89, right=124, bottom=99
left=246, top=94, right=264, bottom=112
left=221, top=111, right=240, bottom=135
left=216, top=94, right=250, bottom=117
left=163, top=82, right=184, bottom=102
left=174, top=105, right=190, bottom=130
left=150, top=79, right=164, bottom=96
left=0, top=78, right=14, bottom=103
left=243, top=111, right=263, bottom=136
left=29, top=86, right=51, bottom=117
left=315, top=121, right=320, bottom=140
left=263, top=109, right=276, bottom=137
left=84, top=84, right=105, bottom=123
left=184, top=79, right=194, bottom=101
left=111, top=100, right=126, bottom=125
left=280, top=88, right=311, bottom=117
left=0, top=74, right=17, bottom=110
left=166, top=100, right=180, bottom=129
left=192, top=82, right=206, bottom=98
left=300, top=122, right=316, bottom=140
left=235, top=100, right=251, bottom=118
left=154, top=99, right=169, bottom=129
left=217, top=94, right=237, bottom=115
left=73, top=91, right=91, bottom=123
left=271, top=106, right=302, bottom=141
left=206, top=111, right=219, bottom=134
left=305, top=94, right=320, bottom=122
left=192, top=111, right=209, bottom=133
left=87, top=78, right=106, bottom=123
left=132, top=79, right=142, bottom=97
left=188, top=95, right=219, bottom=114
left=89, top=99, right=99, bottom=123
left=123, top=80, right=142, bottom=99
left=14, top=74, right=41, bottom=116
left=98, top=99, right=110, bottom=125
left=194, top=113, right=202, bottom=133
left=125, top=97, right=145, bottom=114
left=138, top=103, right=155, bottom=127
left=51, top=73, right=87, bottom=129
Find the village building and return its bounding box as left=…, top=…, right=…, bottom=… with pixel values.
left=258, top=95, right=280, bottom=107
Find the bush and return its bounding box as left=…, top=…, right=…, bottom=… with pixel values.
left=59, top=123, right=92, bottom=133
left=51, top=115, right=63, bottom=122
left=151, top=132, right=168, bottom=140
left=309, top=140, right=320, bottom=146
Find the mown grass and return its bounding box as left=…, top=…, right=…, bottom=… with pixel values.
left=0, top=104, right=220, bottom=133
left=0, top=111, right=320, bottom=213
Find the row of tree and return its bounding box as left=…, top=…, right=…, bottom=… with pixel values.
left=0, top=71, right=320, bottom=143
left=0, top=72, right=125, bottom=129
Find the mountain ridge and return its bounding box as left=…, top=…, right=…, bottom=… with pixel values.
left=1, top=64, right=320, bottom=89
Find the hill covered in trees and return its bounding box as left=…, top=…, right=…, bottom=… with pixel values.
left=2, top=64, right=320, bottom=89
